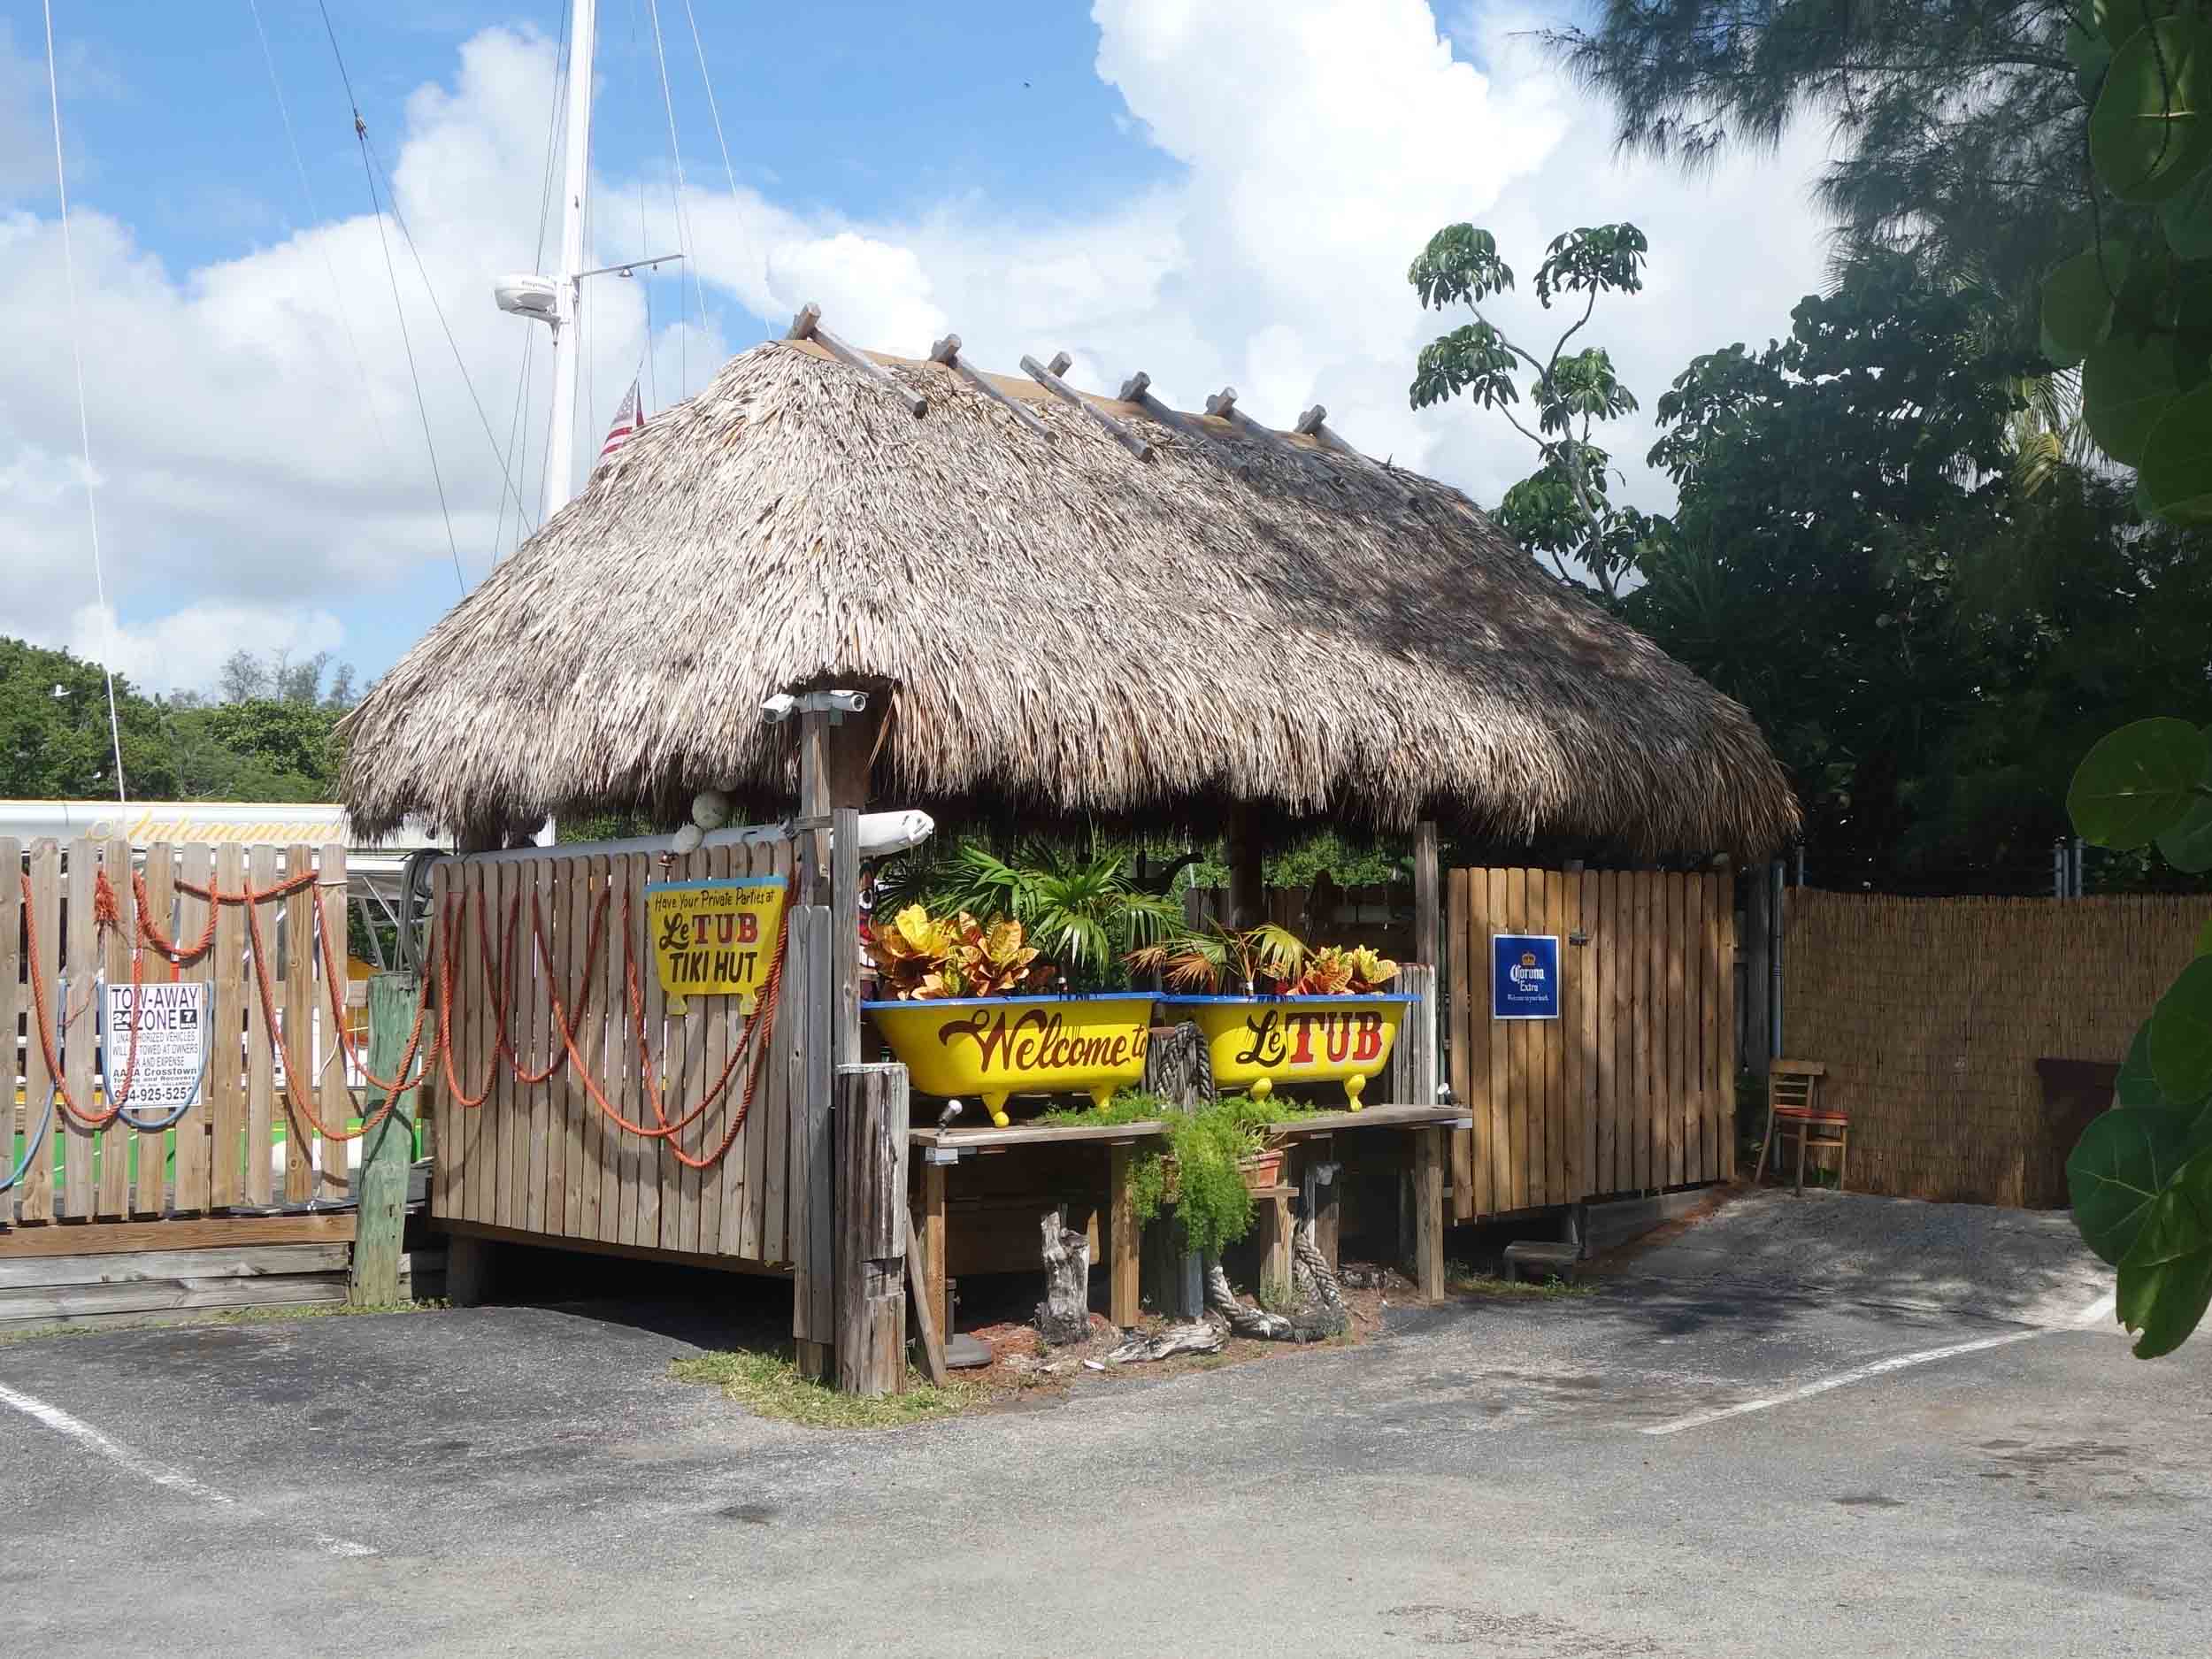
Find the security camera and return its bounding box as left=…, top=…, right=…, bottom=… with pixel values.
left=759, top=693, right=797, bottom=725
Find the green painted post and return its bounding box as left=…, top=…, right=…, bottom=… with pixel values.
left=350, top=972, right=418, bottom=1305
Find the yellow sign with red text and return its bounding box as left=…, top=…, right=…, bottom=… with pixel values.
left=644, top=877, right=787, bottom=1014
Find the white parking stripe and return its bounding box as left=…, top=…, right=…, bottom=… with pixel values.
left=1641, top=1330, right=2044, bottom=1436
left=0, top=1379, right=373, bottom=1556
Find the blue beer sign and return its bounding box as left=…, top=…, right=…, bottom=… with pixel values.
left=1492, top=933, right=1561, bottom=1020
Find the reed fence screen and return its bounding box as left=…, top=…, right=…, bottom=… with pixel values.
left=1780, top=889, right=2212, bottom=1205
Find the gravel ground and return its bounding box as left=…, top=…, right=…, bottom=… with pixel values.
left=1608, top=1187, right=2113, bottom=1326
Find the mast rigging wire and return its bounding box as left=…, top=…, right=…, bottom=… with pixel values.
left=41, top=0, right=128, bottom=806
left=317, top=0, right=467, bottom=594
left=243, top=0, right=394, bottom=468
left=682, top=0, right=763, bottom=302
left=645, top=0, right=707, bottom=401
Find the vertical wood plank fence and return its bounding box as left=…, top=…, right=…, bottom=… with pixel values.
left=8, top=837, right=360, bottom=1230
left=1445, top=867, right=1734, bottom=1219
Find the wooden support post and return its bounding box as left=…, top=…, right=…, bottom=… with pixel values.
left=1415, top=1126, right=1446, bottom=1303
left=904, top=1210, right=950, bottom=1387
left=1260, top=1192, right=1292, bottom=1296
left=920, top=1158, right=949, bottom=1337
left=789, top=905, right=837, bottom=1380
left=832, top=806, right=861, bottom=1071
left=835, top=1063, right=909, bottom=1396
left=1305, top=1137, right=1340, bottom=1270
left=350, top=973, right=419, bottom=1305
left=445, top=1233, right=495, bottom=1306
left=1108, top=1143, right=1141, bottom=1327
left=1226, top=805, right=1264, bottom=933
left=1413, top=821, right=1440, bottom=972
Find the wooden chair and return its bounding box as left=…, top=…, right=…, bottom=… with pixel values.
left=1754, top=1060, right=1847, bottom=1194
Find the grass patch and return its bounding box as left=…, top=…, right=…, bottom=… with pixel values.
left=671, top=1348, right=985, bottom=1429
left=1447, top=1265, right=1594, bottom=1300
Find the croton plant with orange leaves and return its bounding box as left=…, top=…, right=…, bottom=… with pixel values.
left=866, top=903, right=1058, bottom=1001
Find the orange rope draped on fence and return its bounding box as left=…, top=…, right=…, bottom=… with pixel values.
left=20, top=853, right=782, bottom=1174
left=434, top=881, right=788, bottom=1169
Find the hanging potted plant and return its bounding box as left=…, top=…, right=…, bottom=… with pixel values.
left=1130, top=924, right=1410, bottom=1109
left=860, top=902, right=1155, bottom=1126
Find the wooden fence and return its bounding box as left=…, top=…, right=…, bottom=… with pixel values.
left=1445, top=867, right=1735, bottom=1219
left=6, top=835, right=357, bottom=1226
left=1782, top=889, right=2212, bottom=1206
left=426, top=837, right=821, bottom=1273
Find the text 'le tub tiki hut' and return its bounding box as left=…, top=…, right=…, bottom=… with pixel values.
left=342, top=326, right=1796, bottom=860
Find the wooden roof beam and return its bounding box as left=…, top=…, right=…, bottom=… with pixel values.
left=1204, top=386, right=1308, bottom=462
left=929, top=334, right=1048, bottom=437
left=787, top=303, right=928, bottom=419
left=1116, top=371, right=1215, bottom=449
left=1297, top=404, right=1417, bottom=504
left=1022, top=351, right=1154, bottom=461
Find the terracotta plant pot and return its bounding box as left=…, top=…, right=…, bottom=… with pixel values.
left=1239, top=1148, right=1286, bottom=1192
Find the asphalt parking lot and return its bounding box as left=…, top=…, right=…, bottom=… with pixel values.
left=2, top=1195, right=2203, bottom=1658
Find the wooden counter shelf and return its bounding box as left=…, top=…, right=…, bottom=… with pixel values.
left=906, top=1106, right=1472, bottom=1335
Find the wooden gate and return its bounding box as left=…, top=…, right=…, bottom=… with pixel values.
left=426, top=834, right=823, bottom=1274
left=1445, top=867, right=1735, bottom=1219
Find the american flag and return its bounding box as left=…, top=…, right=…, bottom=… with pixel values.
left=596, top=378, right=645, bottom=465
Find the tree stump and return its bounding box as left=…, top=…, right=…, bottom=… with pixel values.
left=1144, top=1019, right=1215, bottom=1110
left=1034, top=1209, right=1093, bottom=1346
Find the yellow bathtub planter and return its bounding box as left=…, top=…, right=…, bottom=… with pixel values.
left=1158, top=994, right=1409, bottom=1109
left=864, top=995, right=1155, bottom=1125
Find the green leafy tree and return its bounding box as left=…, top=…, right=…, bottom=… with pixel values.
left=1407, top=222, right=1652, bottom=596
left=0, top=638, right=179, bottom=799
left=1628, top=268, right=2035, bottom=878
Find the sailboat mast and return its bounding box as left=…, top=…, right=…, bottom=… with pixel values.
left=541, top=0, right=597, bottom=527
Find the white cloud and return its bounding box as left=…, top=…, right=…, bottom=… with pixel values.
left=0, top=4, right=1836, bottom=694
left=27, top=602, right=347, bottom=697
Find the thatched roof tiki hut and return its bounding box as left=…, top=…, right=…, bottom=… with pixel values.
left=342, top=332, right=1797, bottom=866
left=342, top=326, right=1796, bottom=1391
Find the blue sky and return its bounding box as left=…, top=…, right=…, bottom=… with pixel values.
left=1, top=1, right=1832, bottom=695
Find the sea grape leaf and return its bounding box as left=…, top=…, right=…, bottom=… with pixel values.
left=2091, top=19, right=2212, bottom=204
left=2042, top=242, right=2131, bottom=367
left=2070, top=1106, right=2202, bottom=1264
left=2168, top=163, right=2212, bottom=257
left=2066, top=718, right=2206, bottom=847
left=2139, top=381, right=2212, bottom=525
left=2115, top=1148, right=2212, bottom=1356
left=2118, top=1022, right=2173, bottom=1107
left=2085, top=334, right=2185, bottom=464
left=2151, top=955, right=2212, bottom=1103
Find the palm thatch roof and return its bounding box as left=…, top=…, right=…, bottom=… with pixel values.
left=341, top=338, right=1797, bottom=857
